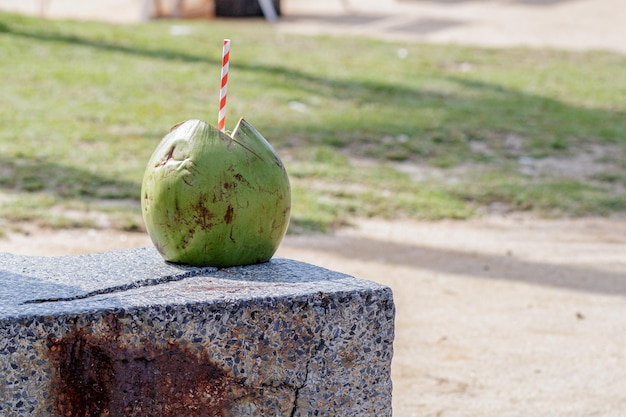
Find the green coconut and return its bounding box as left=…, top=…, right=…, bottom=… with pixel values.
left=141, top=118, right=291, bottom=267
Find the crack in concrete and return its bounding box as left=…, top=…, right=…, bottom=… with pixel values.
left=289, top=336, right=325, bottom=417
left=21, top=267, right=217, bottom=305
left=289, top=358, right=309, bottom=417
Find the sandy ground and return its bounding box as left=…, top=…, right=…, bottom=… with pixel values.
left=2, top=216, right=626, bottom=416
left=281, top=217, right=626, bottom=416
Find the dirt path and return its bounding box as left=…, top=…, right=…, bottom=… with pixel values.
left=1, top=0, right=624, bottom=54
left=282, top=0, right=626, bottom=54
left=2, top=216, right=625, bottom=416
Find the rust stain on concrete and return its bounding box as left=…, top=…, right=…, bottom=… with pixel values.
left=48, top=318, right=248, bottom=416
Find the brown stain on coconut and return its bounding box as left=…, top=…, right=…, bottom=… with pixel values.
left=191, top=193, right=216, bottom=231
left=224, top=205, right=235, bottom=224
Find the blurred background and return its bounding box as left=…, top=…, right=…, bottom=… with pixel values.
left=0, top=0, right=625, bottom=415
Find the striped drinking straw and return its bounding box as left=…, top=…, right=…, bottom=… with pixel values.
left=218, top=39, right=230, bottom=132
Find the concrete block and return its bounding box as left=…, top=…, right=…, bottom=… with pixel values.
left=0, top=247, right=394, bottom=416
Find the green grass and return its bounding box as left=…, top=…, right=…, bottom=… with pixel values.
left=0, top=13, right=624, bottom=233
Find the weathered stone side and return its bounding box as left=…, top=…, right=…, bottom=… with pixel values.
left=0, top=247, right=394, bottom=416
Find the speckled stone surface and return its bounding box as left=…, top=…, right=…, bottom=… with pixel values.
left=0, top=247, right=394, bottom=416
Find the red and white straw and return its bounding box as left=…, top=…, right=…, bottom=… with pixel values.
left=218, top=39, right=230, bottom=132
